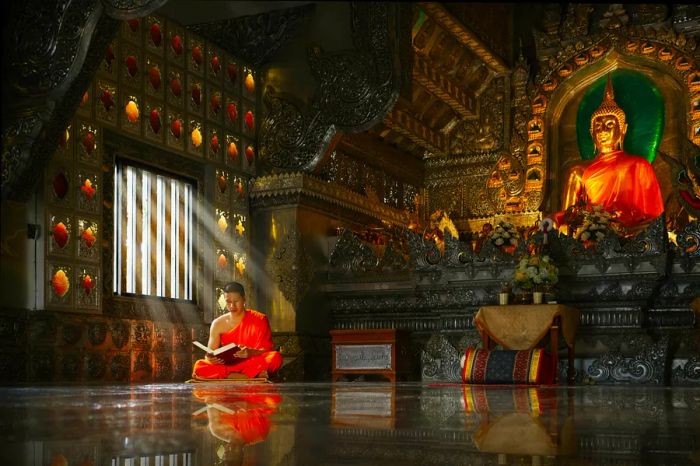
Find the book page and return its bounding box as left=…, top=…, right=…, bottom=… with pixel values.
left=213, top=341, right=241, bottom=355
left=193, top=340, right=213, bottom=353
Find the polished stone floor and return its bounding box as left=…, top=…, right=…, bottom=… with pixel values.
left=1, top=382, right=699, bottom=466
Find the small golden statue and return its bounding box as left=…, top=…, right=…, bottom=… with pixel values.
left=559, top=74, right=664, bottom=231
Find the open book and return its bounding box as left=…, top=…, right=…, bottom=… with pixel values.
left=193, top=340, right=245, bottom=365
left=192, top=403, right=236, bottom=416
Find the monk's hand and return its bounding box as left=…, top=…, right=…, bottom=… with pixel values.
left=234, top=347, right=249, bottom=358
left=205, top=353, right=224, bottom=364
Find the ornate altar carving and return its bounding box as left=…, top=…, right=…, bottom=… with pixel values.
left=265, top=230, right=316, bottom=307
left=249, top=172, right=411, bottom=227
left=326, top=220, right=700, bottom=385
left=259, top=2, right=410, bottom=171
left=187, top=4, right=312, bottom=66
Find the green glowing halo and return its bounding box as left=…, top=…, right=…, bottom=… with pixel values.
left=576, top=70, right=664, bottom=162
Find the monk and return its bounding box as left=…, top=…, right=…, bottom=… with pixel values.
left=193, top=385, right=282, bottom=464
left=193, top=281, right=282, bottom=380
left=569, top=74, right=664, bottom=229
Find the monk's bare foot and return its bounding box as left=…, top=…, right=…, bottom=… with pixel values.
left=258, top=370, right=269, bottom=379
left=226, top=372, right=249, bottom=380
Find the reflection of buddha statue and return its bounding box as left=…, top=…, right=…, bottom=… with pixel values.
left=571, top=75, right=664, bottom=228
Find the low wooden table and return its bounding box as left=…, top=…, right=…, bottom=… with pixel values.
left=474, top=304, right=580, bottom=383
left=330, top=329, right=410, bottom=382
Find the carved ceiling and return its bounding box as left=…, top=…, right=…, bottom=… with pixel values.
left=336, top=2, right=510, bottom=167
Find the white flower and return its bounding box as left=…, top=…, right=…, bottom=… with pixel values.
left=495, top=238, right=504, bottom=246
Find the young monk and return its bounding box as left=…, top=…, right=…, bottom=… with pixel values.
left=193, top=281, right=282, bottom=380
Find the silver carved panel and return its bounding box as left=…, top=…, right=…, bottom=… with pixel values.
left=334, top=390, right=392, bottom=417
left=335, top=344, right=392, bottom=370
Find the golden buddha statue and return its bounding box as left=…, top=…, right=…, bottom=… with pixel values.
left=562, top=75, right=664, bottom=229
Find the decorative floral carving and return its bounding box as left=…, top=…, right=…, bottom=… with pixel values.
left=260, top=2, right=407, bottom=171
left=87, top=321, right=108, bottom=346
left=110, top=354, right=130, bottom=380
left=111, top=320, right=129, bottom=349
left=154, top=325, right=171, bottom=351
left=61, top=323, right=82, bottom=345
left=133, top=351, right=151, bottom=373
left=451, top=78, right=505, bottom=155
left=173, top=326, right=190, bottom=350
left=173, top=358, right=191, bottom=381
left=188, top=4, right=312, bottom=67
left=420, top=333, right=461, bottom=382
left=265, top=230, right=316, bottom=307
left=329, top=229, right=379, bottom=275
left=587, top=338, right=668, bottom=385
left=133, top=322, right=152, bottom=347
left=86, top=353, right=106, bottom=379
left=154, top=353, right=172, bottom=380
left=672, top=355, right=700, bottom=385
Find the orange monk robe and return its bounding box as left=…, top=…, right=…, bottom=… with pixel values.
left=578, top=150, right=664, bottom=228
left=193, top=386, right=282, bottom=445
left=193, top=309, right=282, bottom=379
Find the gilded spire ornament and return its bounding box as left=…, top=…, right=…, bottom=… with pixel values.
left=589, top=74, right=627, bottom=134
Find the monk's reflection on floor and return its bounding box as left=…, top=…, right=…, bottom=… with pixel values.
left=192, top=384, right=282, bottom=465
left=463, top=386, right=576, bottom=462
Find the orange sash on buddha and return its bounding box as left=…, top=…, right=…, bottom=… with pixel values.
left=193, top=310, right=282, bottom=379
left=579, top=150, right=664, bottom=228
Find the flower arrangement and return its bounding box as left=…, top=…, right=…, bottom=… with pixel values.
left=514, top=254, right=558, bottom=291
left=575, top=205, right=619, bottom=247
left=489, top=220, right=518, bottom=250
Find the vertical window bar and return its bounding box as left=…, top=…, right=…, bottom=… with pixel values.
left=126, top=166, right=136, bottom=293
left=184, top=184, right=192, bottom=300
left=114, top=164, right=121, bottom=295
left=141, top=170, right=151, bottom=295
left=156, top=175, right=165, bottom=297
left=178, top=182, right=185, bottom=300
left=170, top=179, right=179, bottom=299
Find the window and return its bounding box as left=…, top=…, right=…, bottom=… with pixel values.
left=114, top=161, right=194, bottom=299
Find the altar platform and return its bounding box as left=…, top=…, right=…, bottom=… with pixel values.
left=2, top=382, right=698, bottom=465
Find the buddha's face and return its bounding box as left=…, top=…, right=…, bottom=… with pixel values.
left=591, top=115, right=627, bottom=153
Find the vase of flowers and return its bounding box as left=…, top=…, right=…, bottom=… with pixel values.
left=575, top=205, right=619, bottom=249
left=514, top=253, right=558, bottom=299
left=489, top=220, right=518, bottom=254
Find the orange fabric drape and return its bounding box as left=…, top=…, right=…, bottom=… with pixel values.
left=578, top=150, right=664, bottom=228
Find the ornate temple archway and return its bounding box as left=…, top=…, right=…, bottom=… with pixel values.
left=544, top=51, right=688, bottom=215
left=526, top=30, right=699, bottom=226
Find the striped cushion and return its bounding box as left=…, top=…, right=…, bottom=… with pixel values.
left=461, top=348, right=555, bottom=385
